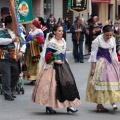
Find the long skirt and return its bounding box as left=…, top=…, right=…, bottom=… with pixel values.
left=86, top=58, right=120, bottom=104
left=23, top=49, right=40, bottom=81
left=32, top=61, right=80, bottom=108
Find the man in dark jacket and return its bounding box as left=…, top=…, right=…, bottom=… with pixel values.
left=70, top=16, right=86, bottom=63
left=85, top=18, right=101, bottom=53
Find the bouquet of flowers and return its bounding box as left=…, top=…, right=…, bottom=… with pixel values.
left=45, top=52, right=59, bottom=64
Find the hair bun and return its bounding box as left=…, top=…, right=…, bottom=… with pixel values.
left=103, top=25, right=112, bottom=33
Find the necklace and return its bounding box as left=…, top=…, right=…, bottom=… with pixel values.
left=55, top=36, right=62, bottom=40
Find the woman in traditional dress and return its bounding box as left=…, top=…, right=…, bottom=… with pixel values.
left=23, top=20, right=44, bottom=85
left=32, top=24, right=80, bottom=114
left=35, top=17, right=47, bottom=39
left=86, top=25, right=120, bottom=112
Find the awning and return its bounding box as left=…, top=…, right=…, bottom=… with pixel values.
left=91, top=0, right=110, bottom=3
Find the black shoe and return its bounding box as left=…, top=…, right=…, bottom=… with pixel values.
left=4, top=95, right=14, bottom=101
left=12, top=94, right=16, bottom=98
left=96, top=105, right=109, bottom=112
left=80, top=61, right=84, bottom=63
left=67, top=107, right=78, bottom=114
left=11, top=91, right=16, bottom=98
left=46, top=107, right=56, bottom=114
left=74, top=60, right=79, bottom=63
left=113, top=106, right=118, bottom=111
left=25, top=81, right=36, bottom=85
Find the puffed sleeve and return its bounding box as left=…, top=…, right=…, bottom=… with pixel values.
left=111, top=37, right=118, bottom=61
left=0, top=38, right=12, bottom=45
left=88, top=39, right=99, bottom=62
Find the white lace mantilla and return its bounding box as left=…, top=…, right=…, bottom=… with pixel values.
left=88, top=34, right=118, bottom=62
left=47, top=38, right=66, bottom=54
left=43, top=38, right=66, bottom=69
left=29, top=29, right=43, bottom=36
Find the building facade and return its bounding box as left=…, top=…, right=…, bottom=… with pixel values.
left=0, top=0, right=42, bottom=22
left=0, top=0, right=90, bottom=24
left=0, top=0, right=117, bottom=27
left=91, top=0, right=116, bottom=25
left=117, top=0, right=120, bottom=18
left=0, top=0, right=62, bottom=33
left=42, top=0, right=62, bottom=22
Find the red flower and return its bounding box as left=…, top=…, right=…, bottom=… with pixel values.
left=117, top=53, right=120, bottom=62
left=10, top=55, right=15, bottom=59
left=27, top=73, right=31, bottom=78
left=45, top=52, right=53, bottom=63
left=36, top=35, right=42, bottom=44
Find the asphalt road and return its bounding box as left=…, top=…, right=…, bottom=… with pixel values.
left=0, top=52, right=120, bottom=120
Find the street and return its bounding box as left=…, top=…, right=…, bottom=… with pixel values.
left=0, top=52, right=120, bottom=120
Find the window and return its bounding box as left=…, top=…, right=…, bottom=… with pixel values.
left=44, top=0, right=54, bottom=22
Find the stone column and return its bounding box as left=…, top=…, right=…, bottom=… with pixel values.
left=99, top=3, right=108, bottom=25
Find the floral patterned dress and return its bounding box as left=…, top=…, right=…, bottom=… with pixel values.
left=32, top=38, right=80, bottom=108
left=86, top=34, right=120, bottom=104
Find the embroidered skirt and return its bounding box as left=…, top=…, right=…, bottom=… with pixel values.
left=23, top=49, right=40, bottom=81
left=32, top=61, right=80, bottom=108
left=86, top=58, right=120, bottom=104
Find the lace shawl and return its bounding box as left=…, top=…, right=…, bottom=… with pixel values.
left=88, top=34, right=118, bottom=62
left=43, top=38, right=66, bottom=69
